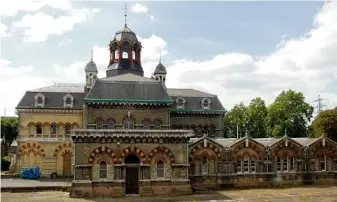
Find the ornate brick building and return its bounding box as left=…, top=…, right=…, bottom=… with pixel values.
left=14, top=10, right=337, bottom=198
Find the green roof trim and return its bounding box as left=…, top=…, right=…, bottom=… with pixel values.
left=170, top=109, right=226, bottom=113
left=84, top=98, right=174, bottom=104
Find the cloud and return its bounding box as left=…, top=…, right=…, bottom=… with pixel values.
left=0, top=23, right=10, bottom=37
left=0, top=0, right=72, bottom=16
left=1, top=1, right=337, bottom=116
left=150, top=15, right=154, bottom=21
left=58, top=36, right=72, bottom=46
left=165, top=1, right=337, bottom=109
left=131, top=3, right=148, bottom=13
left=12, top=8, right=100, bottom=42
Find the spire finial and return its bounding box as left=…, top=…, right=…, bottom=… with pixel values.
left=124, top=2, right=128, bottom=27
left=91, top=48, right=93, bottom=61
left=159, top=50, right=162, bottom=63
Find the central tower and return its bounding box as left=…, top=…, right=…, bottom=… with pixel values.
left=106, top=4, right=143, bottom=77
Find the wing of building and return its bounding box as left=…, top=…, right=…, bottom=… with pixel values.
left=14, top=9, right=337, bottom=198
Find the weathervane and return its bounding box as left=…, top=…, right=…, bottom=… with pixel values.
left=124, top=2, right=128, bottom=27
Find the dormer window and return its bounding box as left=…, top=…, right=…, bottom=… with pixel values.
left=34, top=93, right=45, bottom=108
left=176, top=96, right=186, bottom=110
left=63, top=94, right=74, bottom=108
left=201, top=98, right=211, bottom=110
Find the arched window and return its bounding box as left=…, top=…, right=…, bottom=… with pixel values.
left=66, top=97, right=72, bottom=105
left=50, top=124, right=57, bottom=135
left=96, top=119, right=103, bottom=129
left=124, top=119, right=134, bottom=129
left=250, top=158, right=256, bottom=173
left=99, top=161, right=107, bottom=178
left=243, top=155, right=249, bottom=173
left=201, top=157, right=208, bottom=174
left=37, top=97, right=43, bottom=104
left=154, top=120, right=161, bottom=130
left=157, top=160, right=164, bottom=178
left=143, top=120, right=150, bottom=129
left=122, top=52, right=128, bottom=58
left=107, top=119, right=115, bottom=129
left=65, top=125, right=72, bottom=135
left=320, top=154, right=326, bottom=171
left=36, top=124, right=42, bottom=135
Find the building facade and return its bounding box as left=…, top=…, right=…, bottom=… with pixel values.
left=14, top=15, right=337, bottom=198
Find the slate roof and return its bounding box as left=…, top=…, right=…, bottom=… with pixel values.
left=85, top=74, right=172, bottom=102
left=17, top=85, right=85, bottom=109
left=167, top=88, right=225, bottom=111
left=154, top=63, right=167, bottom=74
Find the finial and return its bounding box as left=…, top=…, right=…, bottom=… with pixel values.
left=91, top=48, right=93, bottom=61
left=284, top=128, right=288, bottom=137
left=159, top=50, right=162, bottom=63
left=245, top=128, right=248, bottom=137
left=124, top=2, right=128, bottom=27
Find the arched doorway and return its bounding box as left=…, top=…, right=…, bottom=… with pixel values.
left=125, top=154, right=140, bottom=195
left=63, top=152, right=72, bottom=177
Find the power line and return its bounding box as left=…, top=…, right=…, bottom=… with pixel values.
left=313, top=95, right=327, bottom=114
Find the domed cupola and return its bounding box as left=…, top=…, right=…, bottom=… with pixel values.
left=153, top=56, right=167, bottom=88
left=85, top=60, right=98, bottom=73
left=106, top=4, right=143, bottom=78
left=84, top=52, right=98, bottom=93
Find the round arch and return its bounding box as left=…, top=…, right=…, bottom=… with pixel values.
left=88, top=146, right=117, bottom=164
left=119, top=146, right=146, bottom=164
left=147, top=146, right=175, bottom=164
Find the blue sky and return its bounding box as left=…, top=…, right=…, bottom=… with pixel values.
left=1, top=1, right=336, bottom=116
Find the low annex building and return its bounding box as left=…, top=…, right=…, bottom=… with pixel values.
left=13, top=8, right=337, bottom=198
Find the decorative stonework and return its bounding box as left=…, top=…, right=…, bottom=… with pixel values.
left=120, top=146, right=146, bottom=164
left=189, top=141, right=221, bottom=161
left=34, top=93, right=45, bottom=108
left=147, top=146, right=175, bottom=164
left=176, top=96, right=186, bottom=110
left=201, top=98, right=211, bottom=110
left=53, top=142, right=73, bottom=157
left=63, top=93, right=74, bottom=108
left=26, top=121, right=79, bottom=127
left=18, top=141, right=46, bottom=157
left=88, top=146, right=117, bottom=164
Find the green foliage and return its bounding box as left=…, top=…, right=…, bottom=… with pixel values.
left=245, top=97, right=268, bottom=138
left=1, top=117, right=19, bottom=141
left=223, top=102, right=247, bottom=138
left=310, top=107, right=337, bottom=142
left=1, top=155, right=11, bottom=171
left=266, top=90, right=314, bottom=138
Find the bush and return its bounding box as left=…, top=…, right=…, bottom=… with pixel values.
left=1, top=155, right=11, bottom=171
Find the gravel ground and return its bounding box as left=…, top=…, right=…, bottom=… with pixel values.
left=1, top=186, right=337, bottom=202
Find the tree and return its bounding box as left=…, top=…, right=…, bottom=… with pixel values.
left=245, top=97, right=268, bottom=138
left=310, top=107, right=337, bottom=142
left=223, top=102, right=247, bottom=138
left=1, top=117, right=19, bottom=141
left=266, top=90, right=313, bottom=138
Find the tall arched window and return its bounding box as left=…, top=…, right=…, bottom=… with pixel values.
left=50, top=124, right=57, bottom=136
left=96, top=119, right=103, bottom=129
left=320, top=154, right=326, bottom=171
left=143, top=120, right=150, bottom=129
left=37, top=97, right=43, bottom=104
left=36, top=124, right=42, bottom=135
left=99, top=161, right=107, bottom=178
left=65, top=97, right=72, bottom=105
left=157, top=160, right=164, bottom=178
left=201, top=157, right=208, bottom=174
left=107, top=119, right=115, bottom=129
left=65, top=125, right=72, bottom=135
left=124, top=119, right=134, bottom=129
left=154, top=120, right=161, bottom=130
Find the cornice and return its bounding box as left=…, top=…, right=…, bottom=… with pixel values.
left=16, top=108, right=83, bottom=114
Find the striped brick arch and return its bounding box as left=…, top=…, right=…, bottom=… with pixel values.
left=189, top=142, right=221, bottom=161
left=88, top=146, right=117, bottom=164
left=53, top=142, right=73, bottom=157
left=120, top=147, right=146, bottom=164
left=18, top=141, right=46, bottom=157
left=147, top=146, right=175, bottom=164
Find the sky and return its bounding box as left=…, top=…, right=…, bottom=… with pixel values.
left=1, top=0, right=337, bottom=117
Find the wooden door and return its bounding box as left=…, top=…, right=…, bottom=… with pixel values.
left=63, top=153, right=72, bottom=177
left=125, top=167, right=139, bottom=194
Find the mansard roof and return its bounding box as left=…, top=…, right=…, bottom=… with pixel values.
left=16, top=85, right=84, bottom=109
left=85, top=74, right=173, bottom=103
left=167, top=88, right=225, bottom=112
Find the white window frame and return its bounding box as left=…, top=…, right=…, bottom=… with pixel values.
left=63, top=94, right=74, bottom=108
left=201, top=98, right=211, bottom=110
left=34, top=93, right=45, bottom=108
left=176, top=97, right=186, bottom=109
